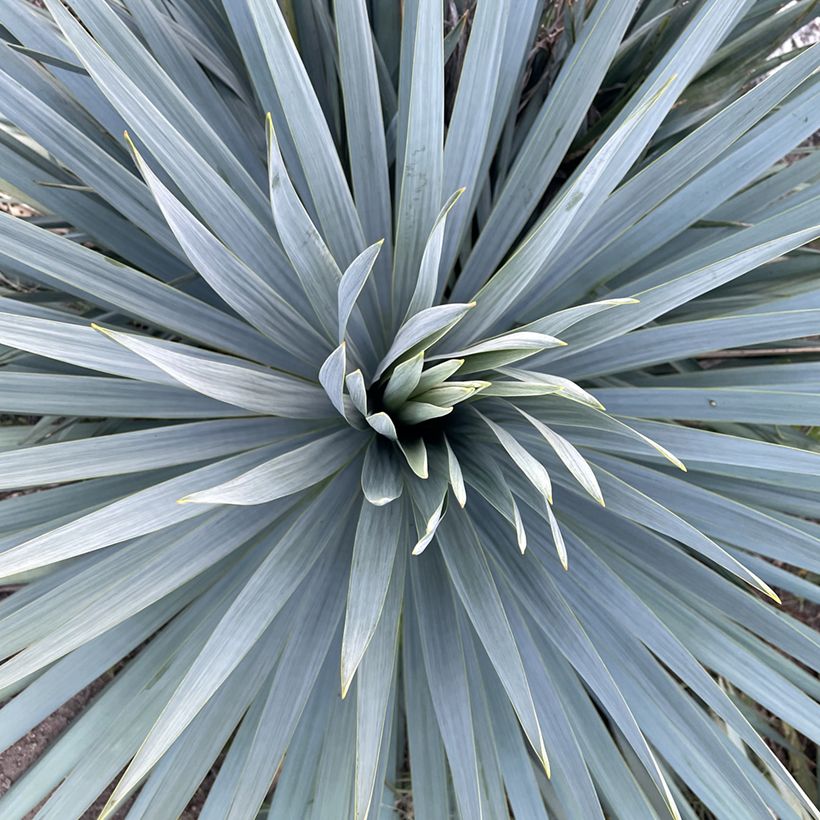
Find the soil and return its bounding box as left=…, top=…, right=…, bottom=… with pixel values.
left=0, top=675, right=122, bottom=819
left=0, top=614, right=216, bottom=817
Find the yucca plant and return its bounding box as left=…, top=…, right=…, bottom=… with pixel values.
left=0, top=0, right=819, bottom=817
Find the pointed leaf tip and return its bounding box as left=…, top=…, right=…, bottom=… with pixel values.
left=540, top=742, right=551, bottom=779
left=97, top=795, right=118, bottom=820
left=319, top=342, right=348, bottom=418
left=761, top=583, right=782, bottom=605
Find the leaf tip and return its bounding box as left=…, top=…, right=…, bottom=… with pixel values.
left=96, top=794, right=119, bottom=820
left=656, top=442, right=687, bottom=472
left=90, top=322, right=113, bottom=338
left=539, top=743, right=551, bottom=779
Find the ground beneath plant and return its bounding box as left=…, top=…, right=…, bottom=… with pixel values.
left=0, top=674, right=131, bottom=819
left=0, top=593, right=216, bottom=817
left=0, top=572, right=209, bottom=817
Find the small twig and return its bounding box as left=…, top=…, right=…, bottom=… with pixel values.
left=697, top=347, right=820, bottom=358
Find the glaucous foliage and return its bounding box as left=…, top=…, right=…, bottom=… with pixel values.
left=0, top=1, right=819, bottom=818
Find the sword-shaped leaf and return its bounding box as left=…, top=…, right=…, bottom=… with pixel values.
left=476, top=411, right=553, bottom=505
left=338, top=240, right=383, bottom=342
left=266, top=116, right=342, bottom=340
left=514, top=407, right=604, bottom=505
left=409, top=551, right=482, bottom=820
left=438, top=512, right=550, bottom=774
left=382, top=351, right=425, bottom=409
left=127, top=134, right=325, bottom=361
left=373, top=302, right=475, bottom=380
left=411, top=359, right=465, bottom=396
left=395, top=401, right=452, bottom=426
left=319, top=342, right=348, bottom=418
left=93, top=326, right=330, bottom=418
left=405, top=188, right=465, bottom=318
left=361, top=437, right=403, bottom=506
left=341, top=499, right=405, bottom=697
left=181, top=429, right=362, bottom=506
left=432, top=331, right=566, bottom=373
left=102, top=481, right=355, bottom=816
left=392, top=0, right=444, bottom=321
